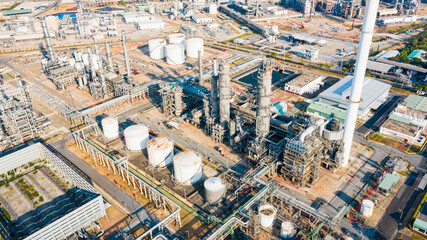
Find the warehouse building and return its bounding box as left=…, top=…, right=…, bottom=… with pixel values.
left=284, top=73, right=323, bottom=95
left=413, top=202, right=427, bottom=235
left=307, top=101, right=347, bottom=122
left=318, top=75, right=391, bottom=117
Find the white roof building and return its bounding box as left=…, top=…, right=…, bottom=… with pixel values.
left=191, top=14, right=214, bottom=24
left=319, top=75, right=391, bottom=116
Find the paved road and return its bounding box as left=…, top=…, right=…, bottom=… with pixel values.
left=374, top=171, right=424, bottom=240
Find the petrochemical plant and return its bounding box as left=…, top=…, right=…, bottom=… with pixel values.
left=0, top=0, right=425, bottom=240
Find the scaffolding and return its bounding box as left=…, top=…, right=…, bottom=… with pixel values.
left=159, top=83, right=184, bottom=118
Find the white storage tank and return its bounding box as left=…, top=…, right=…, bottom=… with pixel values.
left=148, top=38, right=166, bottom=60
left=147, top=137, right=174, bottom=167
left=259, top=204, right=277, bottom=228
left=101, top=116, right=119, bottom=139
left=148, top=5, right=155, bottom=14
left=124, top=124, right=149, bottom=151
left=360, top=199, right=374, bottom=217
left=168, top=33, right=185, bottom=45
left=280, top=221, right=294, bottom=239
left=185, top=38, right=204, bottom=58
left=173, top=151, right=203, bottom=184
left=209, top=4, right=218, bottom=14
left=165, top=44, right=185, bottom=65
left=204, top=177, right=226, bottom=204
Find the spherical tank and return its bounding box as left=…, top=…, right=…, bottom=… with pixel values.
left=259, top=205, right=277, bottom=228
left=148, top=39, right=166, bottom=60
left=360, top=199, right=374, bottom=217
left=168, top=33, right=186, bottom=45
left=204, top=177, right=226, bottom=204
left=147, top=137, right=174, bottom=167
left=173, top=151, right=202, bottom=184
left=280, top=221, right=294, bottom=239
left=124, top=124, right=149, bottom=151
left=101, top=116, right=119, bottom=139
left=209, top=4, right=218, bottom=14
left=165, top=44, right=185, bottom=65
left=185, top=38, right=204, bottom=58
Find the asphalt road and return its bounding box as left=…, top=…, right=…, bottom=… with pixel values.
left=374, top=171, right=424, bottom=240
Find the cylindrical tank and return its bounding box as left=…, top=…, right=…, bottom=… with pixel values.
left=209, top=4, right=218, bottom=14
left=101, top=116, right=119, bottom=139
left=124, top=125, right=149, bottom=151
left=148, top=5, right=155, bottom=14
left=147, top=137, right=174, bottom=167
left=173, top=151, right=202, bottom=184
left=259, top=205, right=277, bottom=228
left=360, top=199, right=374, bottom=217
left=204, top=177, right=226, bottom=204
left=148, top=39, right=166, bottom=60
left=185, top=38, right=204, bottom=58
left=168, top=33, right=185, bottom=45
left=165, top=44, right=185, bottom=65
left=280, top=221, right=293, bottom=239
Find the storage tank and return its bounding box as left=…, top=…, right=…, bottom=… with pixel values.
left=204, top=177, right=226, bottom=204
left=101, top=116, right=119, bottom=139
left=148, top=5, right=155, bottom=14
left=147, top=137, right=174, bottom=167
left=173, top=151, right=203, bottom=184
left=168, top=33, right=185, bottom=45
left=209, top=4, right=218, bottom=14
left=360, top=199, right=374, bottom=217
left=165, top=44, right=185, bottom=65
left=124, top=125, right=149, bottom=151
left=280, top=221, right=294, bottom=239
left=148, top=39, right=166, bottom=60
left=185, top=38, right=204, bottom=58
left=259, top=205, right=277, bottom=228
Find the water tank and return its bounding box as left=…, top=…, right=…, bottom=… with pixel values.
left=360, top=199, right=374, bottom=217
left=323, top=118, right=344, bottom=141
left=259, top=204, right=277, bottom=228
left=209, top=4, right=218, bottom=14
left=280, top=221, right=293, bottom=239
left=165, top=44, right=185, bottom=65
left=168, top=33, right=185, bottom=45
left=185, top=38, right=204, bottom=58
left=204, top=177, right=226, bottom=204
left=148, top=5, right=155, bottom=14
left=124, top=125, right=149, bottom=151
left=147, top=137, right=174, bottom=167
left=148, top=39, right=166, bottom=60
left=101, top=116, right=119, bottom=139
left=173, top=151, right=203, bottom=184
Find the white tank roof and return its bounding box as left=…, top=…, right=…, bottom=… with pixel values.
left=101, top=116, right=119, bottom=139
left=204, top=177, right=225, bottom=191
left=174, top=151, right=201, bottom=167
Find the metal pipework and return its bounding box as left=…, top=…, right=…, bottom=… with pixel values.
left=341, top=0, right=380, bottom=167
left=93, top=37, right=107, bottom=96
left=256, top=59, right=272, bottom=139
left=219, top=61, right=231, bottom=128
left=211, top=59, right=220, bottom=119
left=87, top=48, right=97, bottom=82
left=121, top=30, right=133, bottom=84
left=41, top=18, right=56, bottom=62
left=198, top=50, right=203, bottom=86
left=105, top=42, right=113, bottom=70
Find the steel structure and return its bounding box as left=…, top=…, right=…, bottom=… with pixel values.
left=159, top=82, right=184, bottom=117
left=121, top=30, right=133, bottom=85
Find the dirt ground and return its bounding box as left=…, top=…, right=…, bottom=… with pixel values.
left=259, top=15, right=361, bottom=42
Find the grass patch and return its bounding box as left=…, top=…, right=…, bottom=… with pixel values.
left=409, top=191, right=427, bottom=229
left=1, top=208, right=11, bottom=221
left=397, top=170, right=411, bottom=176
left=16, top=179, right=39, bottom=201
left=391, top=86, right=412, bottom=95
left=368, top=132, right=402, bottom=148
left=0, top=2, right=22, bottom=11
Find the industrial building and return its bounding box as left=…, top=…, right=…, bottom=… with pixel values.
left=318, top=75, right=391, bottom=117
left=413, top=202, right=427, bottom=236
left=284, top=72, right=323, bottom=95
left=0, top=143, right=106, bottom=239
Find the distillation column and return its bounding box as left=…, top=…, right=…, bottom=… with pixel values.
left=41, top=18, right=56, bottom=62
left=87, top=48, right=97, bottom=82
left=211, top=59, right=220, bottom=120
left=219, top=61, right=231, bottom=129
left=121, top=30, right=133, bottom=85
left=198, top=50, right=203, bottom=86
left=256, top=59, right=272, bottom=139
left=94, top=38, right=107, bottom=97
left=341, top=0, right=380, bottom=167
left=105, top=42, right=114, bottom=70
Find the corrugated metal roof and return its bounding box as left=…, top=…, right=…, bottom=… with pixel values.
left=414, top=219, right=427, bottom=231
left=404, top=95, right=427, bottom=112
left=307, top=102, right=346, bottom=122
left=408, top=50, right=425, bottom=59
left=367, top=60, right=393, bottom=73
left=418, top=174, right=427, bottom=190
left=319, top=75, right=391, bottom=112
left=378, top=173, right=400, bottom=191
left=1, top=9, right=32, bottom=16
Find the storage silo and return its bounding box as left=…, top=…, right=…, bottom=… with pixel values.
left=148, top=39, right=166, bottom=60
left=147, top=137, right=174, bottom=167
left=185, top=38, right=204, bottom=58
left=259, top=204, right=277, bottom=228
left=124, top=124, right=149, bottom=151
left=280, top=221, right=294, bottom=239
left=360, top=199, right=374, bottom=217
left=173, top=151, right=203, bottom=184
left=101, top=116, right=119, bottom=139
left=204, top=177, right=226, bottom=204
left=168, top=33, right=186, bottom=45
left=165, top=44, right=185, bottom=65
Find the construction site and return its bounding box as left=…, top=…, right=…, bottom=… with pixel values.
left=0, top=0, right=424, bottom=239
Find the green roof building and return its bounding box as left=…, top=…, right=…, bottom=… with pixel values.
left=403, top=94, right=427, bottom=112
left=413, top=201, right=427, bottom=235
left=307, top=102, right=347, bottom=123
left=408, top=50, right=426, bottom=59
left=1, top=9, right=32, bottom=16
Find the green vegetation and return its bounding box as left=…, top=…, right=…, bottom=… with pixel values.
left=389, top=29, right=427, bottom=68
left=409, top=191, right=427, bottom=229
left=39, top=196, right=44, bottom=202
left=397, top=170, right=411, bottom=176
left=369, top=132, right=402, bottom=148
left=1, top=208, right=11, bottom=221
left=388, top=22, right=427, bottom=34
left=0, top=2, right=22, bottom=11
left=16, top=179, right=39, bottom=200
